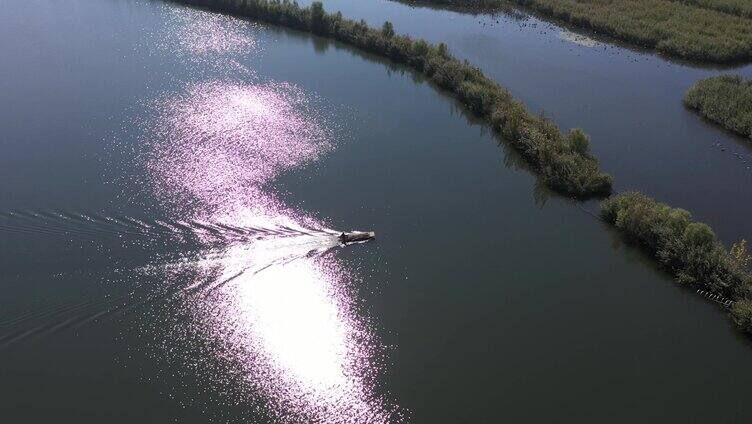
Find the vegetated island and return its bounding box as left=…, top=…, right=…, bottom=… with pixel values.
left=684, top=75, right=752, bottom=139
left=602, top=192, right=752, bottom=332
left=173, top=0, right=612, bottom=198
left=398, top=0, right=752, bottom=64
left=169, top=0, right=752, bottom=334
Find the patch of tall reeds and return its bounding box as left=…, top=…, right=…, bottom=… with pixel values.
left=684, top=75, right=752, bottom=139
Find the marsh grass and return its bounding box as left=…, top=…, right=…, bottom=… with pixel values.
left=684, top=75, right=752, bottom=139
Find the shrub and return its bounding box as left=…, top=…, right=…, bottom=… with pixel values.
left=731, top=299, right=752, bottom=332
left=567, top=129, right=590, bottom=155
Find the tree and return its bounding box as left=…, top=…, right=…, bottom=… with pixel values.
left=682, top=222, right=715, bottom=247
left=731, top=299, right=752, bottom=332
left=381, top=21, right=395, bottom=38
left=567, top=128, right=590, bottom=155
left=310, top=1, right=326, bottom=34
left=730, top=239, right=751, bottom=271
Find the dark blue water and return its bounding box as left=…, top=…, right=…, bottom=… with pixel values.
left=2, top=0, right=752, bottom=423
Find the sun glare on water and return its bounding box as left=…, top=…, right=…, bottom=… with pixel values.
left=135, top=7, right=402, bottom=421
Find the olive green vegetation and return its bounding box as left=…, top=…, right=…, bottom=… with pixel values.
left=601, top=192, right=752, bottom=333
left=680, top=0, right=752, bottom=18
left=684, top=75, right=752, bottom=139
left=172, top=0, right=613, bottom=197
left=400, top=0, right=752, bottom=63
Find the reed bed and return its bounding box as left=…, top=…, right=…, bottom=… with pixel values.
left=684, top=75, right=752, bottom=139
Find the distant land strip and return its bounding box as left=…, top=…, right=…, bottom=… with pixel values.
left=397, top=0, right=752, bottom=64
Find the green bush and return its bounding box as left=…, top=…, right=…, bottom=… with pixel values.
left=567, top=129, right=590, bottom=156
left=684, top=75, right=752, bottom=139
left=170, top=0, right=613, bottom=197
left=401, top=0, right=752, bottom=63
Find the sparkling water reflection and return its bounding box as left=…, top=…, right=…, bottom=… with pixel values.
left=139, top=50, right=401, bottom=421
left=158, top=5, right=261, bottom=75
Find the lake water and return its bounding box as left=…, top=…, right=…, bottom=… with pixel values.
left=1, top=0, right=751, bottom=422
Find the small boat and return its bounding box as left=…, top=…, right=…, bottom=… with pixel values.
left=339, top=231, right=376, bottom=244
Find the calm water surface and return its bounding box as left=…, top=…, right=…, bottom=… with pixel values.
left=1, top=0, right=752, bottom=423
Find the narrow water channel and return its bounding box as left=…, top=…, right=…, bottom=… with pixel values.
left=1, top=0, right=751, bottom=423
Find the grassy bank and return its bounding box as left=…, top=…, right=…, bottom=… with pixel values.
left=684, top=75, right=752, bottom=139
left=172, top=0, right=612, bottom=197
left=602, top=192, right=752, bottom=333
left=399, top=0, right=752, bottom=63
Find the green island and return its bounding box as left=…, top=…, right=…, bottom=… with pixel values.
left=399, top=0, right=752, bottom=64
left=602, top=192, right=752, bottom=331
left=684, top=75, right=752, bottom=139
left=173, top=0, right=752, bottom=334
